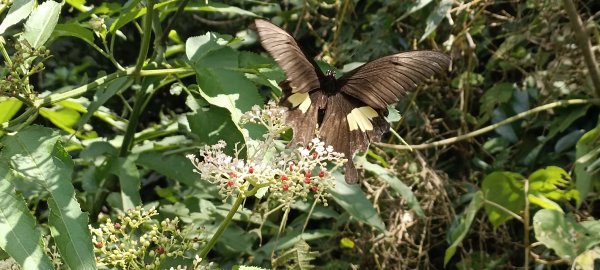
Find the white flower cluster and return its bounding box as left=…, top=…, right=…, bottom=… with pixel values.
left=187, top=103, right=347, bottom=208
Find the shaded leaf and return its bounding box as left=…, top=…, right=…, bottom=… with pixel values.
left=330, top=172, right=386, bottom=232
left=0, top=0, right=35, bottom=34
left=444, top=191, right=484, bottom=266
left=481, top=171, right=525, bottom=229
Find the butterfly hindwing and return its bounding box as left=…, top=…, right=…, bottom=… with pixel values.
left=319, top=94, right=389, bottom=183
left=337, top=51, right=450, bottom=109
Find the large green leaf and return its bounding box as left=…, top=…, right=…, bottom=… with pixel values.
left=1, top=126, right=96, bottom=269
left=186, top=105, right=246, bottom=156
left=0, top=162, right=54, bottom=269
left=575, top=125, right=600, bottom=206
left=23, top=0, right=63, bottom=49
left=0, top=0, right=35, bottom=34
left=330, top=172, right=386, bottom=232
left=481, top=171, right=525, bottom=229
left=444, top=191, right=484, bottom=266
left=533, top=209, right=600, bottom=263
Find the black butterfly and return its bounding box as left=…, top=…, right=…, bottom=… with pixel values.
left=254, top=19, right=450, bottom=184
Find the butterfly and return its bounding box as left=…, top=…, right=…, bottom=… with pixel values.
left=254, top=19, right=450, bottom=184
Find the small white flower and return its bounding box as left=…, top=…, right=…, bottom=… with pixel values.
left=300, top=148, right=310, bottom=157
left=311, top=138, right=321, bottom=144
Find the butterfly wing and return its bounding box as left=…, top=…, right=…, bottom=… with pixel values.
left=254, top=19, right=324, bottom=94
left=337, top=51, right=450, bottom=109
left=318, top=93, right=389, bottom=183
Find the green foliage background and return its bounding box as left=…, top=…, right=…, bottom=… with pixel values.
left=0, top=0, right=599, bottom=269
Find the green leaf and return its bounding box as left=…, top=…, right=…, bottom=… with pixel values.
left=23, top=0, right=63, bottom=49
left=136, top=151, right=216, bottom=191
left=65, top=0, right=91, bottom=12
left=399, top=0, right=433, bottom=20
left=528, top=166, right=578, bottom=204
left=108, top=0, right=143, bottom=34
left=481, top=171, right=525, bottom=229
left=547, top=105, right=590, bottom=141
left=0, top=0, right=35, bottom=34
left=109, top=156, right=142, bottom=211
left=444, top=191, right=484, bottom=266
left=186, top=104, right=246, bottom=157
left=196, top=68, right=262, bottom=124
left=356, top=155, right=424, bottom=217
left=39, top=107, right=81, bottom=130
left=575, top=125, right=600, bottom=206
left=75, top=77, right=131, bottom=134
left=478, top=83, right=515, bottom=125
left=533, top=209, right=600, bottom=263
left=183, top=2, right=258, bottom=17
left=419, top=0, right=452, bottom=42
left=1, top=126, right=96, bottom=269
left=527, top=191, right=563, bottom=212
left=53, top=23, right=95, bottom=44
left=573, top=247, right=600, bottom=270
left=330, top=172, right=386, bottom=232
left=0, top=97, right=23, bottom=123
left=0, top=163, right=54, bottom=269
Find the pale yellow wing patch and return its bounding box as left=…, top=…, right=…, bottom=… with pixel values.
left=287, top=92, right=311, bottom=113
left=346, top=106, right=378, bottom=131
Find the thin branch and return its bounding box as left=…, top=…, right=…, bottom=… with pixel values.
left=376, top=99, right=600, bottom=151
left=563, top=0, right=600, bottom=97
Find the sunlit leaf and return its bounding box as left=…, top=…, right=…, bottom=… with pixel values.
left=481, top=171, right=525, bottom=229
left=0, top=0, right=35, bottom=35
left=23, top=0, right=63, bottom=49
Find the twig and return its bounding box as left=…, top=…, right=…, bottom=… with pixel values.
left=563, top=0, right=600, bottom=97
left=376, top=99, right=600, bottom=151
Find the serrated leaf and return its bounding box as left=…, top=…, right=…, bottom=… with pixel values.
left=528, top=166, right=578, bottom=203
left=481, top=171, right=525, bottom=229
left=419, top=0, right=452, bottom=42
left=23, top=0, right=63, bottom=49
left=528, top=191, right=563, bottom=212
left=0, top=0, right=35, bottom=35
left=330, top=172, right=386, bottom=232
left=0, top=163, right=54, bottom=269
left=1, top=126, right=96, bottom=270
left=444, top=191, right=484, bottom=266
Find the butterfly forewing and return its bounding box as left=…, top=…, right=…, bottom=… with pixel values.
left=254, top=19, right=324, bottom=94
left=337, top=51, right=451, bottom=109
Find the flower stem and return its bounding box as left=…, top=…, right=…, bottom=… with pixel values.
left=199, top=193, right=245, bottom=259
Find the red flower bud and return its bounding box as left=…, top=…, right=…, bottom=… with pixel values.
left=114, top=223, right=122, bottom=229
left=312, top=186, right=318, bottom=192
left=319, top=171, right=325, bottom=178
left=304, top=177, right=311, bottom=184
left=305, top=171, right=311, bottom=177
left=283, top=184, right=289, bottom=191
left=312, top=152, right=318, bottom=160
left=281, top=175, right=288, bottom=181
left=248, top=166, right=254, bottom=173
left=155, top=246, right=165, bottom=254
left=228, top=171, right=237, bottom=178
left=289, top=163, right=294, bottom=172
left=227, top=181, right=234, bottom=187
left=95, top=242, right=103, bottom=248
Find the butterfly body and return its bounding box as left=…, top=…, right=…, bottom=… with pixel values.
left=254, top=19, right=450, bottom=183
